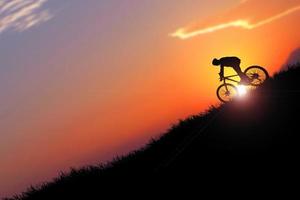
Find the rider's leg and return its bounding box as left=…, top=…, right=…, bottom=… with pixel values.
left=234, top=66, right=250, bottom=84
left=239, top=73, right=251, bottom=84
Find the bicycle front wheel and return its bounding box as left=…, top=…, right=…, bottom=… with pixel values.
left=217, top=83, right=238, bottom=103
left=244, top=66, right=269, bottom=86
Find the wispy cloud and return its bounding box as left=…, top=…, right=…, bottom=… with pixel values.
left=171, top=3, right=300, bottom=40
left=0, top=0, right=52, bottom=33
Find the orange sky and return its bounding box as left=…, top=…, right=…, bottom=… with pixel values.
left=1, top=0, right=300, bottom=197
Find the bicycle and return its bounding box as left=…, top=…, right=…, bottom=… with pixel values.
left=217, top=66, right=269, bottom=103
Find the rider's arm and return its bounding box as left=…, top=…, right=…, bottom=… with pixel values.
left=219, top=65, right=224, bottom=79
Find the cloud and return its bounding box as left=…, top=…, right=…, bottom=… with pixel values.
left=170, top=0, right=300, bottom=40
left=0, top=0, right=52, bottom=33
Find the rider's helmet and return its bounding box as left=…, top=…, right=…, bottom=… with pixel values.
left=212, top=58, right=220, bottom=66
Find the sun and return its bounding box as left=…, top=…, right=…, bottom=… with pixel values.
left=237, top=85, right=248, bottom=97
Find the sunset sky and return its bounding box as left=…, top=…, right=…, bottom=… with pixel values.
left=1, top=0, right=300, bottom=197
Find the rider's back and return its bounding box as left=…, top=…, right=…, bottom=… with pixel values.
left=219, top=57, right=241, bottom=68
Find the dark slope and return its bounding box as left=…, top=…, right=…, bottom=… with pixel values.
left=7, top=65, right=300, bottom=199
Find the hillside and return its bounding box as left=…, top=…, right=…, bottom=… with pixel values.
left=7, top=65, right=300, bottom=199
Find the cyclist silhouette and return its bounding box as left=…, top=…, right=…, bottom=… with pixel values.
left=212, top=56, right=250, bottom=84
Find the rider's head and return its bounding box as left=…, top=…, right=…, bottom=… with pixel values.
left=212, top=58, right=220, bottom=66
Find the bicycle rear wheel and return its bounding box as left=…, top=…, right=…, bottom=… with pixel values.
left=217, top=83, right=238, bottom=103
left=244, top=66, right=269, bottom=86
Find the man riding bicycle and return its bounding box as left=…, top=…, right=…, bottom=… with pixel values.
left=212, top=56, right=250, bottom=84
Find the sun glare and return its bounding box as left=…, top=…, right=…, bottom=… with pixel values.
left=237, top=85, right=247, bottom=97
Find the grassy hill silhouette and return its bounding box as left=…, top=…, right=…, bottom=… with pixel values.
left=6, top=64, right=300, bottom=200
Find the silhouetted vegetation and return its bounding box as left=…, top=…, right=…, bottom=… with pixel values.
left=6, top=65, right=300, bottom=200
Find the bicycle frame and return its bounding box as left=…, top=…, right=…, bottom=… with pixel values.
left=222, top=74, right=240, bottom=84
